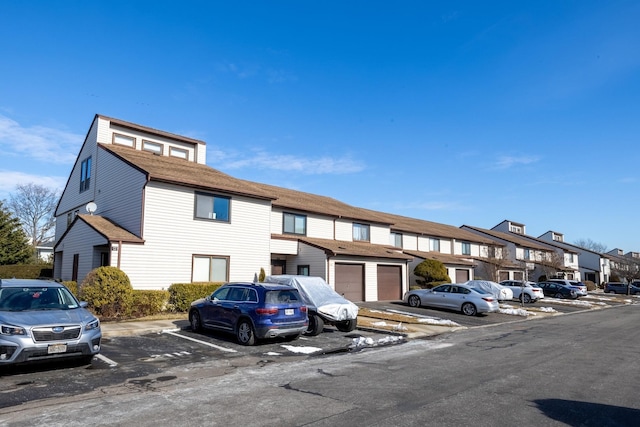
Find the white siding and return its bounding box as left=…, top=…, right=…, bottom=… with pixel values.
left=440, top=239, right=452, bottom=254
left=270, top=239, right=298, bottom=255
left=334, top=219, right=353, bottom=241
left=402, top=233, right=418, bottom=251
left=93, top=148, right=146, bottom=235
left=118, top=182, right=273, bottom=290
left=55, top=221, right=108, bottom=282
left=307, top=215, right=334, bottom=239
left=370, top=223, right=389, bottom=245
left=295, top=243, right=328, bottom=278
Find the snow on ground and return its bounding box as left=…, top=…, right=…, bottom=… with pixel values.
left=372, top=321, right=408, bottom=331
left=351, top=335, right=404, bottom=349
left=499, top=305, right=533, bottom=317
left=386, top=309, right=462, bottom=327
left=280, top=345, right=323, bottom=354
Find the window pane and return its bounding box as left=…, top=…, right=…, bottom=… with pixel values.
left=193, top=257, right=210, bottom=281
left=213, top=197, right=230, bottom=221
left=211, top=258, right=227, bottom=282
left=195, top=194, right=213, bottom=219
left=294, top=216, right=306, bottom=234
left=284, top=214, right=295, bottom=233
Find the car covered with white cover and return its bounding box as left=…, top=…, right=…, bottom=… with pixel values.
left=463, top=280, right=513, bottom=302
left=264, top=275, right=359, bottom=336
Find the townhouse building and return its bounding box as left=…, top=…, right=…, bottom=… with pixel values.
left=462, top=220, right=580, bottom=282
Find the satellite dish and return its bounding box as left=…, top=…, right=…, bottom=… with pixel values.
left=85, top=202, right=97, bottom=215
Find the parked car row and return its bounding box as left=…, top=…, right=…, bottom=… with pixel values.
left=189, top=275, right=359, bottom=346
left=604, top=282, right=640, bottom=295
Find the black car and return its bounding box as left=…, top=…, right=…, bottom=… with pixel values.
left=189, top=282, right=308, bottom=345
left=604, top=282, right=640, bottom=295
left=537, top=281, right=578, bottom=299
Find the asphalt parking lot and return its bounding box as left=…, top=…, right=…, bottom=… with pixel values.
left=0, top=291, right=634, bottom=410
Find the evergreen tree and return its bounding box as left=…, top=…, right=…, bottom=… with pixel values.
left=0, top=201, right=32, bottom=265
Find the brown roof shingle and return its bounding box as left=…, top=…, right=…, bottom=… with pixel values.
left=100, top=144, right=275, bottom=200
left=78, top=214, right=144, bottom=243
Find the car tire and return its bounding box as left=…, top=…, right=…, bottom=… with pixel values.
left=461, top=302, right=477, bottom=316
left=189, top=310, right=202, bottom=332
left=408, top=294, right=421, bottom=307
left=520, top=293, right=532, bottom=304
left=335, top=319, right=357, bottom=332
left=236, top=319, right=256, bottom=346
left=306, top=314, right=324, bottom=336
left=554, top=292, right=564, bottom=299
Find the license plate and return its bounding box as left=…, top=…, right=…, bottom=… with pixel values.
left=48, top=344, right=67, bottom=354
left=285, top=309, right=294, bottom=316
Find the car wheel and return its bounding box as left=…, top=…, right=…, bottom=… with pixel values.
left=520, top=293, right=532, bottom=304
left=335, top=319, right=357, bottom=332
left=461, top=302, right=477, bottom=316
left=408, top=294, right=421, bottom=307
left=236, top=319, right=256, bottom=346
left=305, top=314, right=325, bottom=336
left=554, top=292, right=564, bottom=299
left=189, top=310, right=202, bottom=332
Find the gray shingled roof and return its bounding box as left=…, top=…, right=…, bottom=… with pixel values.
left=462, top=225, right=553, bottom=251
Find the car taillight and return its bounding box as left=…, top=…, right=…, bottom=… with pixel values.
left=482, top=297, right=495, bottom=302
left=256, top=308, right=279, bottom=315
left=300, top=306, right=307, bottom=313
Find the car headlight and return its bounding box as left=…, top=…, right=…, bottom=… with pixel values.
left=0, top=324, right=26, bottom=335
left=85, top=318, right=100, bottom=332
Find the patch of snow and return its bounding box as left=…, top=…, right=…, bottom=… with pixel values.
left=371, top=321, right=408, bottom=331
left=499, top=307, right=532, bottom=317
left=264, top=352, right=282, bottom=356
left=280, top=345, right=322, bottom=354
left=351, top=335, right=404, bottom=349
left=536, top=307, right=557, bottom=313
left=417, top=318, right=461, bottom=327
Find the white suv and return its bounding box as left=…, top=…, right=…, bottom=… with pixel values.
left=547, top=279, right=588, bottom=296
left=499, top=280, right=544, bottom=303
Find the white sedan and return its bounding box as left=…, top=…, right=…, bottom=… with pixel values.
left=499, top=280, right=544, bottom=303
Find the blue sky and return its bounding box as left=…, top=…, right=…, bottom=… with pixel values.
left=1, top=1, right=639, bottom=252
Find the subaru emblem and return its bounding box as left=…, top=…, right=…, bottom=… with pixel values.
left=52, top=326, right=64, bottom=333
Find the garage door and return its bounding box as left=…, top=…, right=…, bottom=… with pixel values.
left=455, top=269, right=469, bottom=283
left=335, top=263, right=364, bottom=301
left=377, top=265, right=402, bottom=300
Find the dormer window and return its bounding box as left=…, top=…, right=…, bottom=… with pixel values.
left=142, top=140, right=163, bottom=155
left=113, top=133, right=135, bottom=147
left=170, top=147, right=188, bottom=160
left=510, top=225, right=523, bottom=234
left=80, top=156, right=91, bottom=192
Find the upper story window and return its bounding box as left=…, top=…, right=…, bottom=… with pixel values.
left=524, top=249, right=531, bottom=260
left=353, top=223, right=370, bottom=242
left=461, top=242, right=471, bottom=255
left=113, top=133, right=135, bottom=147
left=510, top=225, right=522, bottom=234
left=195, top=192, right=230, bottom=222
left=142, top=140, right=163, bottom=155
left=170, top=147, right=188, bottom=160
left=429, top=238, right=440, bottom=252
left=80, top=156, right=91, bottom=192
left=283, top=212, right=306, bottom=235
left=390, top=232, right=402, bottom=248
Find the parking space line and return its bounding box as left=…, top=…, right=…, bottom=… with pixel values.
left=163, top=331, right=237, bottom=353
left=95, top=353, right=118, bottom=367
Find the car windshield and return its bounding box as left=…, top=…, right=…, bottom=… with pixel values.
left=265, top=289, right=301, bottom=304
left=0, top=287, right=80, bottom=311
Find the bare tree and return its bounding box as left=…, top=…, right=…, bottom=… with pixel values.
left=6, top=183, right=59, bottom=246
left=536, top=250, right=565, bottom=280
left=477, top=245, right=512, bottom=282
left=574, top=238, right=607, bottom=254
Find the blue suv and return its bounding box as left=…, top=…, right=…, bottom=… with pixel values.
left=189, top=282, right=308, bottom=345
